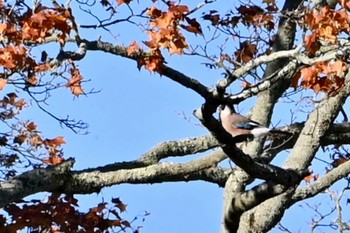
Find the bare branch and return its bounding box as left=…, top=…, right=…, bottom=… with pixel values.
left=292, top=160, right=350, bottom=202
left=139, top=135, right=219, bottom=163
left=0, top=152, right=227, bottom=207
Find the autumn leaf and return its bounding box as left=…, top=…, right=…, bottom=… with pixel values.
left=43, top=136, right=66, bottom=147
left=147, top=6, right=162, bottom=18
left=332, top=157, right=349, bottom=168
left=13, top=135, right=26, bottom=145
left=263, top=0, right=275, bottom=4
left=26, top=75, right=39, bottom=87
left=202, top=12, right=220, bottom=26
left=66, top=68, right=84, bottom=96
left=121, top=220, right=131, bottom=228
left=340, top=0, right=350, bottom=11
left=30, top=135, right=43, bottom=147
left=305, top=33, right=320, bottom=56
left=14, top=98, right=26, bottom=110
left=26, top=122, right=37, bottom=131
left=112, top=198, right=127, bottom=212
left=127, top=40, right=141, bottom=56
left=42, top=154, right=64, bottom=165
left=0, top=78, right=7, bottom=91
left=117, top=0, right=132, bottom=6
left=304, top=173, right=319, bottom=184
left=242, top=81, right=252, bottom=89
left=235, top=42, right=257, bottom=63
left=300, top=66, right=319, bottom=89
left=290, top=71, right=301, bottom=89
left=169, top=5, right=190, bottom=16
left=181, top=17, right=203, bottom=35
left=319, top=25, right=337, bottom=43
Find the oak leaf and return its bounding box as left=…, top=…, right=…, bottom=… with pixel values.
left=43, top=136, right=66, bottom=147
left=66, top=68, right=84, bottom=96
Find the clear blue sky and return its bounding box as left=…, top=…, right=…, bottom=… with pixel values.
left=11, top=0, right=350, bottom=232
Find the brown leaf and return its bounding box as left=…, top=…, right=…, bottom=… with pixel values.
left=181, top=17, right=202, bottom=35
left=0, top=136, right=7, bottom=146
left=121, top=220, right=131, bottom=228
left=112, top=197, right=127, bottom=212
left=147, top=6, right=162, bottom=18
left=235, top=42, right=257, bottom=63
left=290, top=71, right=301, bottom=89
left=13, top=135, right=26, bottom=145
left=332, top=157, right=349, bottom=168
left=26, top=122, right=37, bottom=131
left=117, top=0, right=132, bottom=5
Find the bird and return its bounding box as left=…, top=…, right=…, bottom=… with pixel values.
left=219, top=104, right=272, bottom=139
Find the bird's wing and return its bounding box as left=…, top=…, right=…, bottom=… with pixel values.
left=233, top=121, right=262, bottom=130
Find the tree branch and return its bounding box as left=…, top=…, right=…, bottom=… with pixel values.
left=0, top=152, right=227, bottom=207
left=292, top=160, right=350, bottom=202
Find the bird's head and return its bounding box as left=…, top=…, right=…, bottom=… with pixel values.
left=219, top=104, right=235, bottom=113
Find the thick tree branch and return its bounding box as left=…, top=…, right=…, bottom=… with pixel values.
left=225, top=183, right=294, bottom=233
left=0, top=152, right=227, bottom=208
left=139, top=135, right=219, bottom=163
left=292, top=160, right=350, bottom=202
left=0, top=159, right=75, bottom=208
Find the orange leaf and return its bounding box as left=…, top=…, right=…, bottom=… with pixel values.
left=319, top=25, right=337, bottom=43
left=304, top=173, right=318, bottom=184
left=242, top=81, right=252, bottom=89
left=0, top=78, right=7, bottom=91
left=169, top=37, right=188, bottom=55
left=300, top=66, right=319, bottom=89
left=43, top=154, right=64, bottom=165
left=127, top=40, right=140, bottom=56
left=67, top=68, right=84, bottom=96
left=169, top=5, right=190, bottom=15
left=325, top=60, right=346, bottom=76
left=305, top=33, right=320, bottom=56
left=14, top=98, right=26, bottom=110
left=43, top=136, right=66, bottom=147
left=341, top=0, right=350, bottom=10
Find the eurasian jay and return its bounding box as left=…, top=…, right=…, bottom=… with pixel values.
left=219, top=104, right=271, bottom=139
